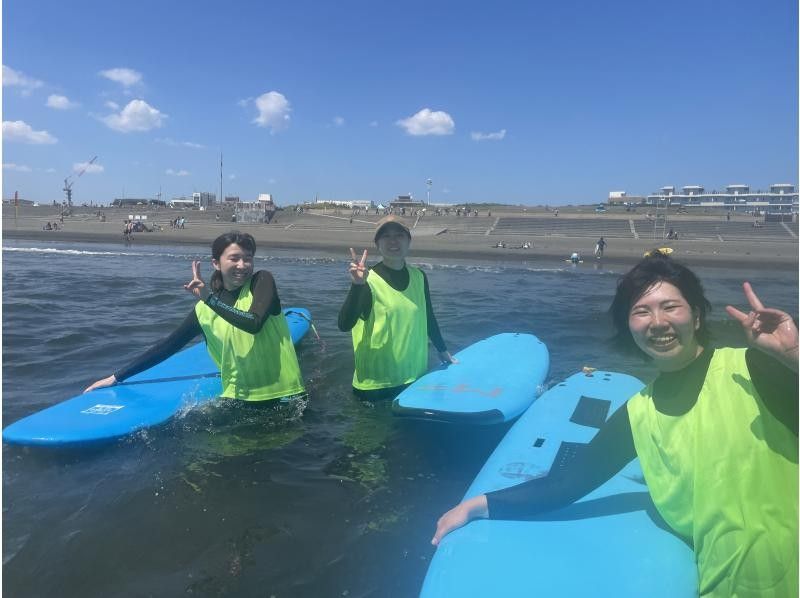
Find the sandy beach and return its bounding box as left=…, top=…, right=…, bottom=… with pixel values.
left=3, top=204, right=798, bottom=270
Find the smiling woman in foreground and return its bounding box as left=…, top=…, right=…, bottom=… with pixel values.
left=432, top=251, right=798, bottom=597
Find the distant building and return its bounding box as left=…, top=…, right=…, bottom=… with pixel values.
left=726, top=184, right=749, bottom=195
left=2, top=196, right=35, bottom=206
left=389, top=194, right=425, bottom=210
left=192, top=192, right=216, bottom=209
left=607, top=192, right=645, bottom=206
left=170, top=197, right=196, bottom=209
left=643, top=183, right=798, bottom=213
left=313, top=198, right=373, bottom=209
left=224, top=195, right=240, bottom=204
left=112, top=198, right=166, bottom=207
left=234, top=195, right=277, bottom=223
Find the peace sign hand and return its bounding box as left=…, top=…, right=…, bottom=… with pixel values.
left=184, top=260, right=210, bottom=300
left=349, top=248, right=369, bottom=285
left=725, top=282, right=798, bottom=372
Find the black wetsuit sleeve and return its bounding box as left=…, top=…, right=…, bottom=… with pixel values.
left=338, top=282, right=373, bottom=331
left=114, top=309, right=202, bottom=382
left=486, top=403, right=636, bottom=519
left=204, top=271, right=281, bottom=334
left=421, top=271, right=447, bottom=353
left=746, top=347, right=798, bottom=435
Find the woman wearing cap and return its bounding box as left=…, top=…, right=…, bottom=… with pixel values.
left=431, top=252, right=797, bottom=596
left=338, top=215, right=456, bottom=400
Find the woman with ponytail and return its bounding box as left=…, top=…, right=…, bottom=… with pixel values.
left=85, top=231, right=305, bottom=406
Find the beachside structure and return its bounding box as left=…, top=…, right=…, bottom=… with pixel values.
left=389, top=194, right=425, bottom=210
left=113, top=197, right=166, bottom=208
left=231, top=193, right=278, bottom=223
left=169, top=196, right=196, bottom=209
left=192, top=192, right=216, bottom=209
left=637, top=183, right=799, bottom=214
left=313, top=198, right=373, bottom=210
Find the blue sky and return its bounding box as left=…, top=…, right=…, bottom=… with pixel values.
left=2, top=0, right=797, bottom=206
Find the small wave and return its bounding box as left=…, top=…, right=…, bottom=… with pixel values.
left=258, top=255, right=338, bottom=266
left=3, top=247, right=140, bottom=257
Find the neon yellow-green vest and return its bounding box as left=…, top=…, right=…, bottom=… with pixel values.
left=628, top=347, right=798, bottom=597
left=195, top=279, right=305, bottom=402
left=351, top=265, right=428, bottom=390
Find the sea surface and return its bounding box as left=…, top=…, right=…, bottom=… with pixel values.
left=3, top=239, right=797, bottom=597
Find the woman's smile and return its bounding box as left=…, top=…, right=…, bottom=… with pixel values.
left=628, top=281, right=702, bottom=371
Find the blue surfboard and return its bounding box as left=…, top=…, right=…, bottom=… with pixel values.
left=3, top=308, right=312, bottom=447
left=391, top=333, right=549, bottom=424
left=421, top=370, right=698, bottom=597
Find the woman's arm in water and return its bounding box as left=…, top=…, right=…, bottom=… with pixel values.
left=432, top=403, right=636, bottom=545
left=84, top=310, right=201, bottom=392
left=421, top=271, right=456, bottom=363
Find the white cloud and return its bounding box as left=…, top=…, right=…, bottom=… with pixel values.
left=369, top=121, right=379, bottom=127
left=166, top=168, right=190, bottom=176
left=2, top=120, right=58, bottom=144
left=155, top=137, right=204, bottom=149
left=471, top=129, right=506, bottom=141
left=74, top=161, right=104, bottom=174
left=99, top=67, right=142, bottom=87
left=3, top=163, right=32, bottom=172
left=105, top=101, right=120, bottom=110
left=396, top=108, right=455, bottom=136
left=333, top=116, right=345, bottom=127
left=2, top=65, right=44, bottom=95
left=46, top=94, right=79, bottom=110
left=101, top=99, right=166, bottom=132
left=45, top=167, right=56, bottom=173
left=253, top=91, right=291, bottom=132
left=237, top=97, right=252, bottom=107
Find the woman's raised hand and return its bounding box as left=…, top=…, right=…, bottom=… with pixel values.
left=349, top=248, right=368, bottom=285
left=184, top=260, right=210, bottom=300
left=726, top=282, right=798, bottom=372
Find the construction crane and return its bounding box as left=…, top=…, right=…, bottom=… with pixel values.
left=63, top=155, right=98, bottom=211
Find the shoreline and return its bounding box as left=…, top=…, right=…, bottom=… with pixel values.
left=4, top=224, right=798, bottom=271
left=3, top=204, right=798, bottom=271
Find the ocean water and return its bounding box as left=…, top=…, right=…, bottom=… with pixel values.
left=2, top=239, right=797, bottom=597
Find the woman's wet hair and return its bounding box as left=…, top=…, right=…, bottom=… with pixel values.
left=210, top=231, right=256, bottom=292
left=609, top=250, right=712, bottom=354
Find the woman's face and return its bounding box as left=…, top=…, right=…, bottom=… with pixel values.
left=375, top=226, right=411, bottom=260
left=628, top=280, right=702, bottom=372
left=212, top=243, right=254, bottom=290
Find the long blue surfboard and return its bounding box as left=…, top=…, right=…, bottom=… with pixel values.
left=421, top=370, right=698, bottom=597
left=391, top=333, right=549, bottom=424
left=3, top=308, right=312, bottom=447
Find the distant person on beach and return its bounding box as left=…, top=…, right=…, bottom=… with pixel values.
left=85, top=231, right=306, bottom=409
left=432, top=251, right=798, bottom=596
left=338, top=215, right=456, bottom=400
left=594, top=237, right=607, bottom=257
left=569, top=252, right=581, bottom=264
